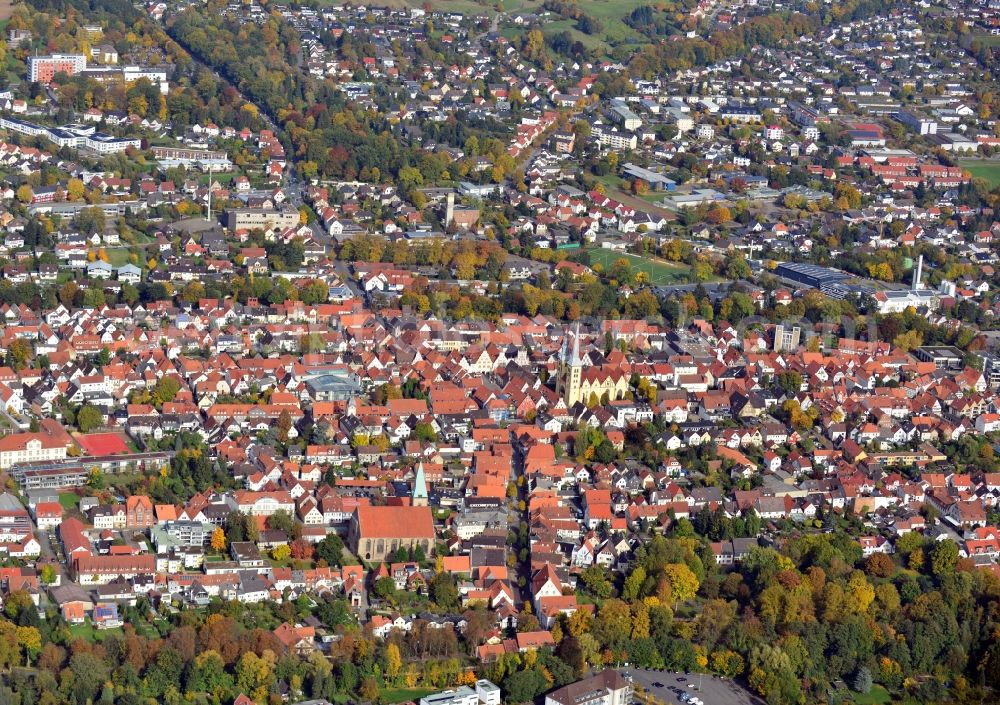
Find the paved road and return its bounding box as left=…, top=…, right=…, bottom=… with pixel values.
left=622, top=668, right=765, bottom=705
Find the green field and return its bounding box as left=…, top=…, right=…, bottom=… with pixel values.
left=104, top=248, right=135, bottom=267
left=379, top=688, right=438, bottom=704
left=383, top=0, right=650, bottom=51
left=565, top=0, right=651, bottom=44
left=958, top=159, right=1000, bottom=188
left=972, top=32, right=1000, bottom=47
left=369, top=0, right=507, bottom=12
left=852, top=685, right=892, bottom=705
left=593, top=172, right=668, bottom=205
left=584, top=247, right=696, bottom=285
left=59, top=492, right=80, bottom=510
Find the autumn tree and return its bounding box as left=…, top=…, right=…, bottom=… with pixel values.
left=706, top=206, right=732, bottom=224
left=290, top=538, right=314, bottom=560
left=276, top=410, right=293, bottom=442
left=58, top=281, right=79, bottom=308
left=384, top=642, right=402, bottom=683
left=15, top=626, right=40, bottom=666
left=663, top=563, right=699, bottom=605
left=892, top=329, right=923, bottom=352
left=67, top=178, right=86, bottom=201
left=211, top=526, right=227, bottom=553
left=865, top=552, right=894, bottom=578
left=236, top=651, right=275, bottom=703
left=5, top=338, right=32, bottom=371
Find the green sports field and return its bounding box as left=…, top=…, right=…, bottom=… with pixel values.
left=958, top=159, right=1000, bottom=188
left=583, top=247, right=695, bottom=285
left=379, top=688, right=438, bottom=704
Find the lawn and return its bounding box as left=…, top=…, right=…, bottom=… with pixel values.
left=104, top=248, right=135, bottom=267
left=380, top=687, right=438, bottom=704
left=537, top=20, right=608, bottom=51
left=958, top=159, right=1000, bottom=188
left=361, top=0, right=497, bottom=13
left=584, top=247, right=697, bottom=285
left=593, top=172, right=627, bottom=192
left=972, top=32, right=1000, bottom=47
left=591, top=172, right=673, bottom=207
left=852, top=685, right=892, bottom=704
left=377, top=0, right=649, bottom=51
left=571, top=0, right=652, bottom=45
left=198, top=171, right=237, bottom=186
left=69, top=621, right=121, bottom=641
left=58, top=492, right=80, bottom=510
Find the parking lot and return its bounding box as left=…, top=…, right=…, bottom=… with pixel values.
left=621, top=668, right=765, bottom=705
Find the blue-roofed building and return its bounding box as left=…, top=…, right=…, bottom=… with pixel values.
left=622, top=163, right=676, bottom=191
left=774, top=262, right=848, bottom=289
left=93, top=603, right=122, bottom=629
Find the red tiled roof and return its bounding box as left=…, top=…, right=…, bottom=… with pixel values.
left=354, top=505, right=434, bottom=539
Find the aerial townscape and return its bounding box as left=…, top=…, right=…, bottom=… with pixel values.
left=2, top=0, right=1000, bottom=704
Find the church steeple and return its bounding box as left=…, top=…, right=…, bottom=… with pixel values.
left=412, top=461, right=428, bottom=507
left=562, top=324, right=584, bottom=406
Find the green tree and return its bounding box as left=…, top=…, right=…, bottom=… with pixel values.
left=316, top=533, right=344, bottom=566
left=430, top=571, right=460, bottom=611
left=267, top=509, right=296, bottom=536
left=70, top=651, right=110, bottom=705
left=503, top=669, right=547, bottom=703
left=188, top=650, right=234, bottom=700
left=414, top=422, right=438, bottom=442
left=777, top=370, right=803, bottom=394
left=580, top=565, right=613, bottom=598
left=622, top=566, right=647, bottom=602
left=76, top=405, right=103, bottom=433
left=373, top=576, right=397, bottom=602
left=152, top=376, right=181, bottom=405
left=930, top=540, right=958, bottom=579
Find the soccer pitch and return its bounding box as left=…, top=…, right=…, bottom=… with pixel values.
left=583, top=248, right=696, bottom=285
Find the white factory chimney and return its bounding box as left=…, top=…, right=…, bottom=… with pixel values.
left=913, top=255, right=923, bottom=292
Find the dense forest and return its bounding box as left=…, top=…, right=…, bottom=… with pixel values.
left=6, top=1, right=269, bottom=135
left=166, top=3, right=521, bottom=186
left=0, top=519, right=996, bottom=705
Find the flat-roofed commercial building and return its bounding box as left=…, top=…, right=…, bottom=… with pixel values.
left=225, top=207, right=301, bottom=231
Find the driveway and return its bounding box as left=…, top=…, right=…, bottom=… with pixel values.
left=621, top=668, right=765, bottom=705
